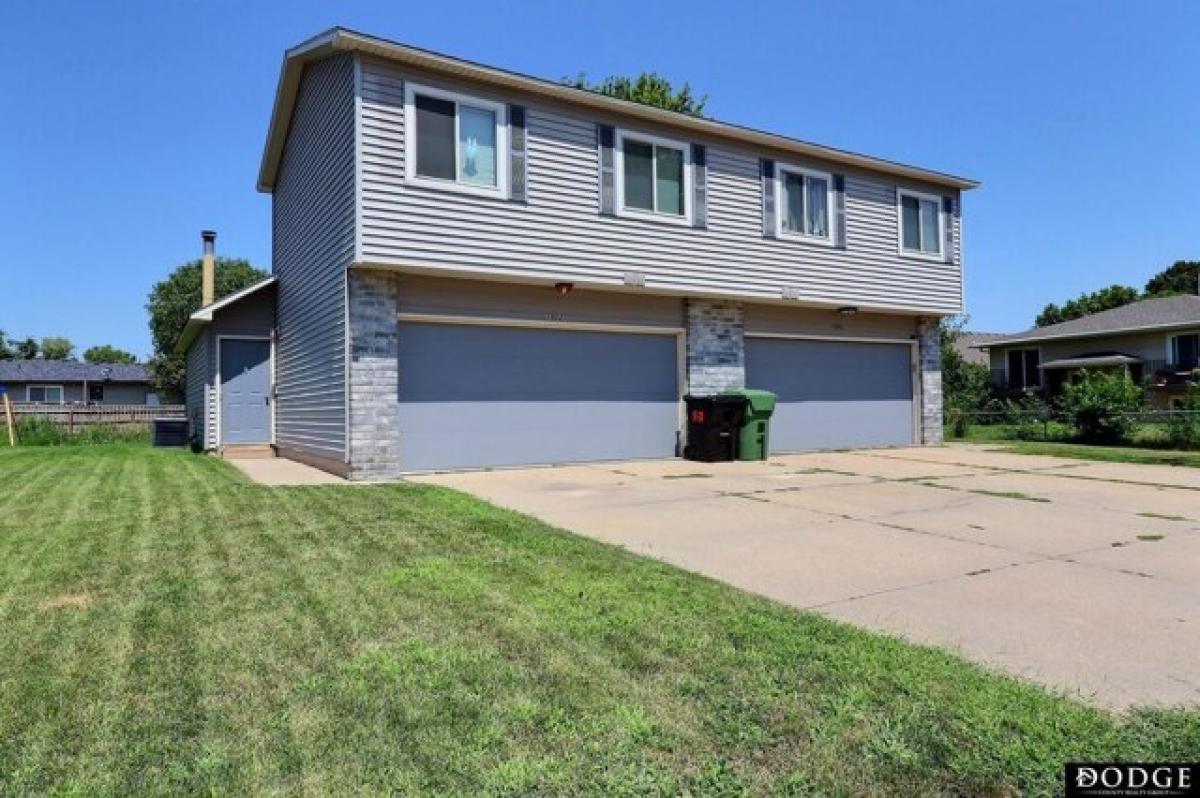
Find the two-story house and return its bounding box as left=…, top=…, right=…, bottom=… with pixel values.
left=180, top=28, right=978, bottom=478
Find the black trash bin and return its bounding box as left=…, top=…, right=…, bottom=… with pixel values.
left=683, top=394, right=747, bottom=462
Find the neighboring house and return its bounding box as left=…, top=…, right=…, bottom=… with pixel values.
left=0, top=360, right=156, bottom=405
left=954, top=332, right=1008, bottom=367
left=180, top=27, right=978, bottom=477
left=978, top=294, right=1200, bottom=408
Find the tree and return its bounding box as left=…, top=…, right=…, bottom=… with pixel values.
left=146, top=257, right=268, bottom=401
left=0, top=331, right=12, bottom=360
left=1145, top=260, right=1200, bottom=297
left=1060, top=369, right=1143, bottom=443
left=40, top=337, right=75, bottom=361
left=13, top=337, right=38, bottom=359
left=939, top=316, right=989, bottom=435
left=83, top=345, right=137, bottom=365
left=1035, top=284, right=1140, bottom=327
left=564, top=72, right=707, bottom=117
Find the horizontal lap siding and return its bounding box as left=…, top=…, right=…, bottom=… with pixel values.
left=185, top=333, right=213, bottom=448
left=358, top=59, right=963, bottom=314
left=272, top=53, right=356, bottom=461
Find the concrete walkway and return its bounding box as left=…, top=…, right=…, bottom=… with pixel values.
left=413, top=444, right=1200, bottom=709
left=226, top=456, right=346, bottom=486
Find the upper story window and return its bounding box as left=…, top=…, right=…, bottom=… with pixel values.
left=777, top=165, right=833, bottom=244
left=615, top=129, right=690, bottom=223
left=897, top=188, right=944, bottom=259
left=27, top=385, right=64, bottom=403
left=1170, top=332, right=1199, bottom=368
left=405, top=83, right=508, bottom=198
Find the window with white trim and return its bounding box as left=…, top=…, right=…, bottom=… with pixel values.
left=616, top=130, right=689, bottom=221
left=26, top=385, right=64, bottom=403
left=897, top=189, right=943, bottom=257
left=1006, top=349, right=1041, bottom=389
left=1171, top=332, right=1199, bottom=368
left=406, top=84, right=507, bottom=196
left=777, top=165, right=833, bottom=242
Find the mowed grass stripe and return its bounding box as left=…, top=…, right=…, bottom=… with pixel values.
left=1, top=445, right=1198, bottom=796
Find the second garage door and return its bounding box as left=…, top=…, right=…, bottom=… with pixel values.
left=745, top=337, right=914, bottom=451
left=398, top=322, right=680, bottom=471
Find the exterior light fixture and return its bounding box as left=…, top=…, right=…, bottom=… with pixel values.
left=837, top=306, right=858, bottom=316
left=554, top=282, right=574, bottom=296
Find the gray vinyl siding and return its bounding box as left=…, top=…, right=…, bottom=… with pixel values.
left=397, top=273, right=684, bottom=329
left=186, top=332, right=213, bottom=448
left=184, top=289, right=276, bottom=451
left=745, top=303, right=918, bottom=341
left=272, top=53, right=356, bottom=461
left=357, top=58, right=963, bottom=314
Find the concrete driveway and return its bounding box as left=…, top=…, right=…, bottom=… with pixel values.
left=414, top=444, right=1200, bottom=709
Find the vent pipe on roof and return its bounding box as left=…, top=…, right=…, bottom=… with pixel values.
left=201, top=230, right=216, bottom=307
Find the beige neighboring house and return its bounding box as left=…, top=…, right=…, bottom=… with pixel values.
left=977, top=294, right=1200, bottom=408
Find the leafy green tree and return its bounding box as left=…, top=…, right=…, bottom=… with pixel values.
left=0, top=331, right=12, bottom=360
left=939, top=316, right=989, bottom=435
left=13, top=337, right=38, bottom=359
left=1035, top=284, right=1140, bottom=327
left=1060, top=369, right=1143, bottom=443
left=83, top=345, right=137, bottom=365
left=146, top=257, right=268, bottom=401
left=41, top=337, right=76, bottom=360
left=564, top=72, right=707, bottom=116
left=1144, top=260, right=1200, bottom=297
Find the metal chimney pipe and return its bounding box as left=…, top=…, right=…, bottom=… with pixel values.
left=201, top=230, right=216, bottom=306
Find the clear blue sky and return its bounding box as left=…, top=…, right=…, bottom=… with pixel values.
left=1, top=1, right=1197, bottom=358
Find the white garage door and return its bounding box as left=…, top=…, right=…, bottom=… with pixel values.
left=398, top=322, right=680, bottom=471
left=745, top=337, right=914, bottom=451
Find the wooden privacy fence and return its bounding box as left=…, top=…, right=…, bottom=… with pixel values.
left=11, top=404, right=185, bottom=432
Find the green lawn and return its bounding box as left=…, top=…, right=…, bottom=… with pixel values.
left=985, top=440, right=1200, bottom=468
left=1, top=446, right=1197, bottom=795
left=946, top=423, right=1200, bottom=468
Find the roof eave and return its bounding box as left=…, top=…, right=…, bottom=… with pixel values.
left=174, top=277, right=277, bottom=353
left=257, top=27, right=980, bottom=194
left=980, top=318, right=1200, bottom=349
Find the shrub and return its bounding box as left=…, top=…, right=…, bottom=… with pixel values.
left=1060, top=370, right=1143, bottom=443
left=1165, top=387, right=1200, bottom=450
left=14, top=416, right=149, bottom=447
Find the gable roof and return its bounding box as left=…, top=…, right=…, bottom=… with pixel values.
left=979, top=294, right=1200, bottom=348
left=175, top=277, right=277, bottom=354
left=0, top=360, right=149, bottom=384
left=257, top=28, right=979, bottom=194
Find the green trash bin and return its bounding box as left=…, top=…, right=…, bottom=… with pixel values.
left=722, top=389, right=777, bottom=461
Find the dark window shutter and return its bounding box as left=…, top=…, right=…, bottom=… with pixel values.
left=508, top=105, right=527, bottom=203
left=761, top=158, right=775, bottom=238
left=692, top=143, right=707, bottom=229
left=942, top=196, right=954, bottom=261
left=597, top=124, right=615, bottom=215
left=833, top=174, right=847, bottom=248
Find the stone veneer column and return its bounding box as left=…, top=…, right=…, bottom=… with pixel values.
left=685, top=299, right=745, bottom=395
left=916, top=316, right=943, bottom=445
left=348, top=270, right=402, bottom=479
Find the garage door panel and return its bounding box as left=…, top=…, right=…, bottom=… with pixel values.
left=400, top=401, right=680, bottom=471
left=746, top=338, right=913, bottom=451
left=398, top=323, right=679, bottom=470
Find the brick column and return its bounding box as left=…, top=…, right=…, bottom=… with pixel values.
left=685, top=298, right=745, bottom=395
left=916, top=316, right=943, bottom=445
left=348, top=270, right=401, bottom=479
